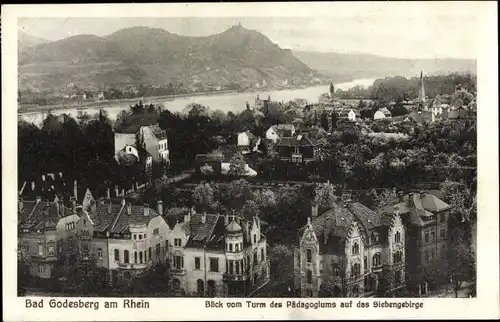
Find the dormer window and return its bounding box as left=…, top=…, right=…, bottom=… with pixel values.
left=352, top=242, right=360, bottom=255
left=395, top=231, right=401, bottom=243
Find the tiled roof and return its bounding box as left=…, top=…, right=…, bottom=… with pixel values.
left=148, top=124, right=168, bottom=140
left=347, top=202, right=382, bottom=232
left=185, top=213, right=223, bottom=248
left=90, top=202, right=160, bottom=233
left=407, top=111, right=433, bottom=124
left=277, top=135, right=320, bottom=148
left=19, top=200, right=73, bottom=231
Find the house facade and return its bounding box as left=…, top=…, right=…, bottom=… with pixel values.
left=380, top=192, right=452, bottom=289
left=237, top=131, right=261, bottom=153
left=294, top=201, right=406, bottom=297
left=166, top=209, right=269, bottom=297
left=276, top=135, right=322, bottom=163
left=266, top=124, right=296, bottom=143
left=18, top=196, right=80, bottom=280
left=77, top=192, right=171, bottom=285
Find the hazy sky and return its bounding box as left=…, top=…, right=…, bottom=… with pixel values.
left=19, top=14, right=477, bottom=59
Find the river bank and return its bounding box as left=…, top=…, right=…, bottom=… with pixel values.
left=18, top=83, right=326, bottom=114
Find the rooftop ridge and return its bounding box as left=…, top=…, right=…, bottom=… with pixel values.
left=110, top=203, right=126, bottom=232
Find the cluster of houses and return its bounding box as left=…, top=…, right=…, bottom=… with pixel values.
left=18, top=174, right=458, bottom=298
left=294, top=191, right=453, bottom=297
left=17, top=182, right=270, bottom=297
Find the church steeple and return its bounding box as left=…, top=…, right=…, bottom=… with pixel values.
left=419, top=70, right=426, bottom=103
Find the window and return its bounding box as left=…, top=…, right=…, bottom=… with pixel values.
left=253, top=234, right=256, bottom=243
left=124, top=250, right=129, bottom=263
left=306, top=270, right=313, bottom=284
left=209, top=258, right=219, bottom=272
left=431, top=249, right=435, bottom=261
left=153, top=228, right=159, bottom=236
left=23, top=243, right=29, bottom=253
left=235, top=261, right=240, bottom=274
left=165, top=240, right=169, bottom=252
left=114, top=249, right=120, bottom=261
left=173, top=255, right=184, bottom=269
left=229, top=261, right=234, bottom=274
left=395, top=270, right=402, bottom=284
left=440, top=228, right=446, bottom=239
left=253, top=252, right=258, bottom=265
left=424, top=251, right=430, bottom=263
left=424, top=231, right=429, bottom=243
left=134, top=251, right=138, bottom=263
left=156, top=243, right=161, bottom=255
left=97, top=248, right=103, bottom=259
left=261, top=249, right=265, bottom=262
left=139, top=251, right=143, bottom=263
left=364, top=256, right=367, bottom=271
left=235, top=243, right=239, bottom=252
left=38, top=265, right=45, bottom=274
left=306, top=249, right=312, bottom=263
left=440, top=245, right=446, bottom=259
left=351, top=263, right=360, bottom=277
left=195, top=257, right=201, bottom=270
left=229, top=243, right=233, bottom=252
left=138, top=234, right=143, bottom=240
left=247, top=255, right=251, bottom=267
left=440, top=213, right=446, bottom=223
left=372, top=253, right=381, bottom=267
left=395, top=231, right=401, bottom=243
left=332, top=263, right=340, bottom=277
left=431, top=230, right=436, bottom=242
left=148, top=247, right=152, bottom=260
left=174, top=238, right=182, bottom=247
left=38, top=243, right=44, bottom=255
left=352, top=242, right=359, bottom=255
left=133, top=234, right=137, bottom=240
left=371, top=233, right=380, bottom=244
left=47, top=241, right=55, bottom=256
left=394, top=251, right=402, bottom=263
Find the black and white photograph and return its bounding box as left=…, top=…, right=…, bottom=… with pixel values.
left=3, top=2, right=499, bottom=320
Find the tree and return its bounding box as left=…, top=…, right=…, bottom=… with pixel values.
left=329, top=83, right=335, bottom=98
left=228, top=153, right=247, bottom=177
left=192, top=183, right=217, bottom=211
left=252, top=189, right=277, bottom=209
left=441, top=180, right=473, bottom=222
left=446, top=227, right=475, bottom=297
left=314, top=183, right=336, bottom=209
left=320, top=113, right=329, bottom=131
left=268, top=245, right=294, bottom=296
left=369, top=188, right=399, bottom=210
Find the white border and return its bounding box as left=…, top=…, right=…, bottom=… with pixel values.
left=2, top=2, right=499, bottom=321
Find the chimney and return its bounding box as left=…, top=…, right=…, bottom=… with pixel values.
left=115, top=186, right=119, bottom=197
left=18, top=197, right=24, bottom=212
left=157, top=200, right=163, bottom=215
left=121, top=198, right=126, bottom=207
left=311, top=202, right=318, bottom=218
left=201, top=211, right=206, bottom=224
left=58, top=198, right=64, bottom=216
left=55, top=196, right=60, bottom=214
left=136, top=182, right=139, bottom=190
left=224, top=214, right=229, bottom=225
left=144, top=203, right=150, bottom=216
left=70, top=197, right=76, bottom=213
left=59, top=172, right=63, bottom=179
left=127, top=201, right=132, bottom=215
left=90, top=200, right=97, bottom=215
left=36, top=196, right=42, bottom=204
left=121, top=189, right=125, bottom=197
left=42, top=174, right=46, bottom=181
left=108, top=200, right=113, bottom=214
left=31, top=181, right=35, bottom=191
left=106, top=188, right=111, bottom=199
left=74, top=180, right=78, bottom=200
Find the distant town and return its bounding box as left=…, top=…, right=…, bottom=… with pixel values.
left=18, top=68, right=477, bottom=298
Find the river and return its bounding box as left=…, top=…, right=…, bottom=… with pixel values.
left=18, top=78, right=376, bottom=126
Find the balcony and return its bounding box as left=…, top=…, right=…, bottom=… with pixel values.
left=372, top=264, right=383, bottom=273
left=30, top=253, right=58, bottom=262
left=117, top=261, right=151, bottom=270
left=223, top=272, right=248, bottom=282
left=170, top=267, right=187, bottom=275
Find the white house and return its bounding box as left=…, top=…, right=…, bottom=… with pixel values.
left=237, top=131, right=261, bottom=153
left=265, top=124, right=296, bottom=143
left=348, top=109, right=357, bottom=122
left=374, top=108, right=392, bottom=120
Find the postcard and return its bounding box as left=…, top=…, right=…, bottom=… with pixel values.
left=2, top=2, right=499, bottom=321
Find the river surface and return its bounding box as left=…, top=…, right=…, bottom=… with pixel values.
left=18, top=78, right=376, bottom=126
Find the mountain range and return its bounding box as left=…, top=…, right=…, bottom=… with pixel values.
left=18, top=26, right=476, bottom=92
left=18, top=25, right=319, bottom=91
left=293, top=50, right=476, bottom=81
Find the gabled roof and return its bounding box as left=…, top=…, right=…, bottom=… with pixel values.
left=277, top=135, right=321, bottom=148
left=185, top=213, right=224, bottom=249
left=407, top=111, right=433, bottom=124
left=19, top=199, right=73, bottom=231
left=147, top=124, right=168, bottom=140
